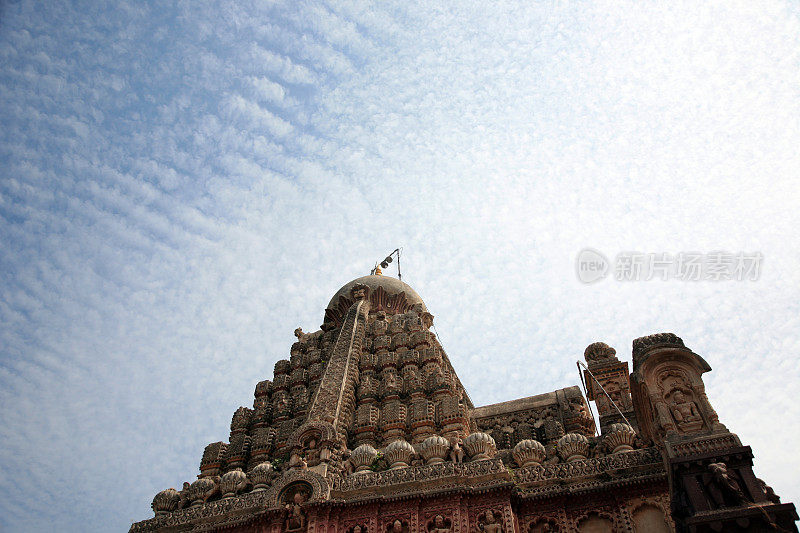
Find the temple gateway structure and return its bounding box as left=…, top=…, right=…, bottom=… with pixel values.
left=132, top=275, right=797, bottom=532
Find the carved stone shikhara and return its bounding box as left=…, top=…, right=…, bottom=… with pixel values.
left=132, top=276, right=797, bottom=533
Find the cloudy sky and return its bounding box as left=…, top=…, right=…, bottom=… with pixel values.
left=1, top=0, right=799, bottom=530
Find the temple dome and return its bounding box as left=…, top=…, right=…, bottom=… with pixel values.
left=326, top=275, right=427, bottom=313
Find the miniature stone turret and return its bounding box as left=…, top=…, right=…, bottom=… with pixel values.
left=582, top=341, right=637, bottom=432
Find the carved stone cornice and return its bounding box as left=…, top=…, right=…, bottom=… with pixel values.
left=330, top=458, right=511, bottom=498
left=515, top=471, right=668, bottom=500
left=664, top=433, right=742, bottom=459
left=130, top=470, right=330, bottom=533
left=513, top=447, right=664, bottom=488
left=129, top=489, right=275, bottom=532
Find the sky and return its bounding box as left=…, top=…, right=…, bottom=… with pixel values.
left=1, top=0, right=799, bottom=530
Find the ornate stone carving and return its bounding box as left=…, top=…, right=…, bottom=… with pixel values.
left=463, top=432, right=496, bottom=461
left=450, top=437, right=465, bottom=463
left=428, top=514, right=452, bottom=533
left=199, top=441, right=227, bottom=477
left=632, top=332, right=685, bottom=361
left=385, top=439, right=415, bottom=469
left=603, top=423, right=636, bottom=454
left=667, top=389, right=703, bottom=433
left=476, top=509, right=503, bottom=533
left=556, top=433, right=589, bottom=462
left=187, top=476, right=219, bottom=507
left=630, top=333, right=727, bottom=444
left=351, top=283, right=370, bottom=301
left=130, top=279, right=797, bottom=533
left=584, top=342, right=617, bottom=365
left=151, top=488, right=180, bottom=516
left=288, top=451, right=308, bottom=471
left=225, top=432, right=250, bottom=471
left=528, top=518, right=558, bottom=533
left=350, top=444, right=378, bottom=473
left=283, top=490, right=308, bottom=533
left=274, top=359, right=292, bottom=377
left=254, top=379, right=272, bottom=398
left=513, top=439, right=546, bottom=467
left=219, top=468, right=248, bottom=499
left=330, top=457, right=509, bottom=493
left=419, top=435, right=450, bottom=464
left=706, top=462, right=748, bottom=508
left=249, top=461, right=275, bottom=491
left=387, top=519, right=409, bottom=533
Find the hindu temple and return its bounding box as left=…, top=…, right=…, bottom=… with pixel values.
left=131, top=274, right=797, bottom=532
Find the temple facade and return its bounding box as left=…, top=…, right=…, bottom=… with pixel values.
left=131, top=275, right=797, bottom=533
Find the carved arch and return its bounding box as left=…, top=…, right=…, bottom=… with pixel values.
left=573, top=510, right=617, bottom=533
left=629, top=501, right=670, bottom=533
left=287, top=421, right=339, bottom=451
left=268, top=470, right=329, bottom=508
left=528, top=516, right=560, bottom=532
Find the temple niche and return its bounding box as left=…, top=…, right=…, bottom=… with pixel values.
left=575, top=513, right=613, bottom=533
left=281, top=482, right=311, bottom=533
left=477, top=510, right=504, bottom=533
left=427, top=515, right=451, bottom=533
left=133, top=275, right=797, bottom=533
left=527, top=518, right=558, bottom=533
left=388, top=519, right=410, bottom=533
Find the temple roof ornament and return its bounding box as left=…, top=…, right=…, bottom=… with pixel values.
left=325, top=276, right=427, bottom=323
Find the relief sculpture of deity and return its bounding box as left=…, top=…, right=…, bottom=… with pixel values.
left=477, top=510, right=503, bottom=533
left=284, top=492, right=308, bottom=533
left=428, top=515, right=451, bottom=533
left=669, top=391, right=704, bottom=433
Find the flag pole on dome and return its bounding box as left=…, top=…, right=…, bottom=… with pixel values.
left=371, top=248, right=402, bottom=280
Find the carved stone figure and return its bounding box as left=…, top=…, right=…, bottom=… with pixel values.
left=284, top=491, right=308, bottom=533
left=429, top=514, right=451, bottom=533
left=706, top=462, right=748, bottom=508
left=383, top=369, right=401, bottom=396
left=478, top=510, right=503, bottom=533
left=529, top=518, right=558, bottom=533
left=304, top=438, right=321, bottom=466
left=388, top=519, right=408, bottom=533
left=177, top=481, right=191, bottom=509
left=289, top=452, right=308, bottom=471
left=449, top=437, right=465, bottom=464
left=669, top=391, right=703, bottom=432
left=596, top=377, right=630, bottom=412
left=758, top=478, right=782, bottom=504
left=351, top=283, right=368, bottom=300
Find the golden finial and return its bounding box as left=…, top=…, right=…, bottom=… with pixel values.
left=374, top=265, right=382, bottom=275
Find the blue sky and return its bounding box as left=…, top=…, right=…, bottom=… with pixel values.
left=1, top=1, right=799, bottom=531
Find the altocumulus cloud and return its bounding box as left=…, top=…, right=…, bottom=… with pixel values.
left=1, top=0, right=799, bottom=531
